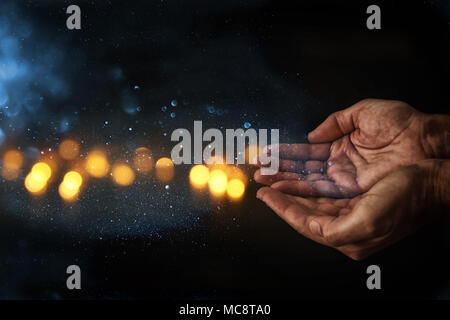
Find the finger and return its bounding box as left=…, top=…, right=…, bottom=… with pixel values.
left=312, top=197, right=351, bottom=208
left=308, top=102, right=364, bottom=143
left=271, top=179, right=344, bottom=198
left=254, top=169, right=303, bottom=185
left=279, top=160, right=327, bottom=174
left=310, top=195, right=387, bottom=247
left=274, top=143, right=331, bottom=160
left=278, top=143, right=331, bottom=160
left=256, top=187, right=327, bottom=245
left=305, top=173, right=327, bottom=181
left=256, top=187, right=308, bottom=219
left=279, top=160, right=303, bottom=172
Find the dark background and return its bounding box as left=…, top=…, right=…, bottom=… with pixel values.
left=0, top=0, right=449, bottom=299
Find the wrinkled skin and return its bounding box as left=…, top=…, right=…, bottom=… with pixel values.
left=255, top=99, right=432, bottom=198
left=256, top=160, right=449, bottom=260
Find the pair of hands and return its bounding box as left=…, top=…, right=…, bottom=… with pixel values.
left=255, top=99, right=449, bottom=260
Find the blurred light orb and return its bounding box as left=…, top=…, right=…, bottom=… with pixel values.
left=63, top=171, right=83, bottom=190
left=59, top=171, right=83, bottom=201
left=3, top=150, right=24, bottom=170
left=38, top=152, right=59, bottom=179
left=208, top=169, right=228, bottom=196
left=156, top=157, right=174, bottom=168
left=2, top=149, right=24, bottom=181
left=31, top=162, right=52, bottom=181
left=25, top=162, right=52, bottom=194
left=133, top=147, right=153, bottom=173
left=155, top=157, right=175, bottom=182
left=59, top=139, right=80, bottom=160
left=189, top=165, right=209, bottom=188
left=25, top=172, right=47, bottom=194
left=85, top=150, right=109, bottom=178
left=112, top=163, right=135, bottom=186
left=59, top=183, right=79, bottom=200
left=227, top=179, right=245, bottom=199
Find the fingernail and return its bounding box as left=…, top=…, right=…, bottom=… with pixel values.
left=256, top=189, right=265, bottom=201
left=309, top=220, right=323, bottom=237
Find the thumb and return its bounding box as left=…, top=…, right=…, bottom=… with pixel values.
left=309, top=202, right=372, bottom=247
left=308, top=103, right=362, bottom=143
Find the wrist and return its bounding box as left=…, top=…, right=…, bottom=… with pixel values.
left=420, top=113, right=450, bottom=159
left=417, top=159, right=450, bottom=214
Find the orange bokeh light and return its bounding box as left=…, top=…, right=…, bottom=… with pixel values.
left=208, top=169, right=228, bottom=196
left=59, top=171, right=83, bottom=201
left=155, top=157, right=174, bottom=182
left=59, top=139, right=80, bottom=160
left=2, top=150, right=24, bottom=181
left=3, top=150, right=24, bottom=170
left=227, top=178, right=246, bottom=199
left=112, top=163, right=135, bottom=186
left=85, top=150, right=110, bottom=178
left=24, top=162, right=52, bottom=195
left=189, top=165, right=210, bottom=188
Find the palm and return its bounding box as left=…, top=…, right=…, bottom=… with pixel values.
left=256, top=99, right=427, bottom=197
left=256, top=163, right=426, bottom=260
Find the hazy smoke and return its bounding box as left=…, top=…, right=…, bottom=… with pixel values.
left=0, top=2, right=73, bottom=145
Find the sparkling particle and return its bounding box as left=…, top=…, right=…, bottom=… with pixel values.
left=170, top=100, right=178, bottom=107
left=136, top=106, right=142, bottom=112
left=133, top=85, right=140, bottom=90
left=328, top=161, right=333, bottom=166
left=207, top=106, right=215, bottom=114
left=161, top=106, right=167, bottom=112
left=170, top=112, right=176, bottom=118
left=165, top=185, right=170, bottom=190
left=129, top=127, right=133, bottom=131
left=244, top=122, right=251, bottom=129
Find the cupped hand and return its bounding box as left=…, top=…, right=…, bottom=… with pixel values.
left=255, top=99, right=440, bottom=198
left=256, top=160, right=449, bottom=260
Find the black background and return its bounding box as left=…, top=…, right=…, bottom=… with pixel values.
left=0, top=0, right=449, bottom=299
